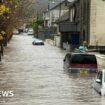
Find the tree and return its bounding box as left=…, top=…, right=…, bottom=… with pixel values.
left=0, top=0, right=20, bottom=60
left=0, top=0, right=38, bottom=61
left=32, top=19, right=44, bottom=33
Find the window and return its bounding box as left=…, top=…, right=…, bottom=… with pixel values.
left=64, top=54, right=71, bottom=62
left=97, top=71, right=102, bottom=84
left=70, top=54, right=97, bottom=64
left=70, top=7, right=75, bottom=22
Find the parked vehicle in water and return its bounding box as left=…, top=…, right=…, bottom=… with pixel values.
left=18, top=28, right=24, bottom=33
left=13, top=29, right=19, bottom=35
left=63, top=52, right=98, bottom=74
left=24, top=28, right=28, bottom=33
left=32, top=39, right=44, bottom=45
left=93, top=70, right=105, bottom=96
left=27, top=29, right=34, bottom=35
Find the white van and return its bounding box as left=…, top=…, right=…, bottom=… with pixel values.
left=93, top=69, right=105, bottom=96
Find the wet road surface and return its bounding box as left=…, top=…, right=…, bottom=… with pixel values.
left=0, top=34, right=105, bottom=105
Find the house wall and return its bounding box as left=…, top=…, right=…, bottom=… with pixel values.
left=90, top=0, right=105, bottom=46
left=49, top=8, right=59, bottom=26
left=49, top=3, right=69, bottom=27
left=60, top=3, right=69, bottom=17
left=44, top=0, right=105, bottom=48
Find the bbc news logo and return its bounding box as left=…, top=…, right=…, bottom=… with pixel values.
left=0, top=91, right=14, bottom=97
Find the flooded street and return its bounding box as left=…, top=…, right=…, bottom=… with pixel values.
left=0, top=34, right=105, bottom=105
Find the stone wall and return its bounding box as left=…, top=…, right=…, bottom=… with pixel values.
left=90, top=0, right=105, bottom=46
left=95, top=54, right=105, bottom=70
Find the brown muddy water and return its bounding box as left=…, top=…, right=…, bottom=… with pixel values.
left=0, top=34, right=105, bottom=105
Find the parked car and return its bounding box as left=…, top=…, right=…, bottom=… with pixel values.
left=32, top=40, right=44, bottom=45
left=24, top=28, right=28, bottom=33
left=18, top=28, right=24, bottom=33
left=27, top=29, right=34, bottom=35
left=93, top=70, right=105, bottom=96
left=13, top=29, right=19, bottom=35
left=63, top=52, right=98, bottom=73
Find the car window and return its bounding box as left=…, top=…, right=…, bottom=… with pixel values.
left=67, top=54, right=71, bottom=61
left=64, top=54, right=71, bottom=62
left=96, top=72, right=100, bottom=79
left=97, top=71, right=102, bottom=84
left=99, top=72, right=102, bottom=82
left=64, top=55, right=67, bottom=62
left=70, top=54, right=97, bottom=64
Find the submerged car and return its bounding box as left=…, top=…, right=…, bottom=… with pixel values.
left=93, top=70, right=105, bottom=96
left=32, top=40, right=44, bottom=45
left=63, top=52, right=98, bottom=73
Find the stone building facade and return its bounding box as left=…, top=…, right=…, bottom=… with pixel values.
left=43, top=0, right=105, bottom=50
left=81, top=0, right=105, bottom=47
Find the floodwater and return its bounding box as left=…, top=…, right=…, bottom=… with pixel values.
left=0, top=34, right=105, bottom=105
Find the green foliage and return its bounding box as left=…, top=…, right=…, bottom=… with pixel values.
left=32, top=20, right=43, bottom=32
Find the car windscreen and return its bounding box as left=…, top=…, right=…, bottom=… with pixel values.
left=70, top=54, right=97, bottom=64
